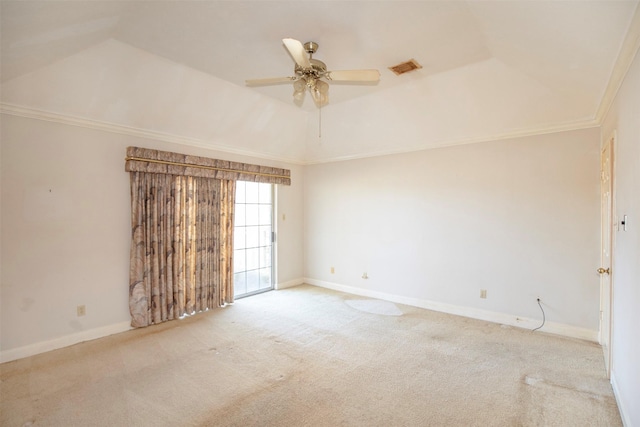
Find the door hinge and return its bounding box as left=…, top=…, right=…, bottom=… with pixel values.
left=271, top=231, right=276, bottom=243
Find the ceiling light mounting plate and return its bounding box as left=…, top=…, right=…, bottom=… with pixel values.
left=303, top=41, right=319, bottom=55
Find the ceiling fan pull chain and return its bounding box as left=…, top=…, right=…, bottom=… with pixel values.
left=319, top=105, right=322, bottom=139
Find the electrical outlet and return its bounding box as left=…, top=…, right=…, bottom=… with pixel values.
left=77, top=305, right=86, bottom=317
left=480, top=289, right=487, bottom=299
left=330, top=267, right=335, bottom=274
left=362, top=272, right=368, bottom=279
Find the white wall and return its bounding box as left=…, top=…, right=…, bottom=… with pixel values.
left=0, top=115, right=304, bottom=361
left=304, top=128, right=601, bottom=338
left=601, top=47, right=640, bottom=427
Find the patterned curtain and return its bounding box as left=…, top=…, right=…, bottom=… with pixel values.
left=129, top=172, right=236, bottom=328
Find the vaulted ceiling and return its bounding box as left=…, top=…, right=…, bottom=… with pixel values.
left=2, top=1, right=639, bottom=163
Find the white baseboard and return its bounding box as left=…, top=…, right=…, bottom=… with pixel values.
left=275, top=277, right=304, bottom=290
left=611, top=370, right=631, bottom=426
left=1, top=279, right=304, bottom=363
left=0, top=321, right=132, bottom=363
left=304, top=278, right=598, bottom=342
left=2, top=280, right=598, bottom=363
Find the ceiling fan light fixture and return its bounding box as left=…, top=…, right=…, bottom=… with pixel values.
left=317, top=79, right=329, bottom=95
left=246, top=38, right=380, bottom=108
left=293, top=78, right=306, bottom=93
left=310, top=79, right=329, bottom=107
left=292, top=79, right=306, bottom=105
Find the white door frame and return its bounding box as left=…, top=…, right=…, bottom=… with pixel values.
left=599, top=131, right=616, bottom=378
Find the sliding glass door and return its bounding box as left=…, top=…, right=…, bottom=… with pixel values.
left=233, top=181, right=274, bottom=298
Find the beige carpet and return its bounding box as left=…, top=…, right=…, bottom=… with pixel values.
left=1, top=285, right=621, bottom=426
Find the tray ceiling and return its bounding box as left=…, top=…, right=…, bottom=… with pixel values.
left=1, top=1, right=638, bottom=163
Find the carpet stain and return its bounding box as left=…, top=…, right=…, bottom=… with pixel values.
left=524, top=375, right=543, bottom=386
left=524, top=374, right=609, bottom=401
left=345, top=299, right=403, bottom=316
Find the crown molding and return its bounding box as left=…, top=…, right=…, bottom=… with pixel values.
left=1, top=102, right=600, bottom=166
left=304, top=119, right=601, bottom=165
left=0, top=102, right=306, bottom=166
left=595, top=2, right=640, bottom=122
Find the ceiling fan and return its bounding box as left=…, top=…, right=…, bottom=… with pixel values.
left=246, top=38, right=380, bottom=108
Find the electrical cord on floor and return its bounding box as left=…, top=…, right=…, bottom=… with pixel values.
left=532, top=298, right=545, bottom=332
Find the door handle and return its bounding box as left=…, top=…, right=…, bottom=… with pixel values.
left=597, top=267, right=610, bottom=275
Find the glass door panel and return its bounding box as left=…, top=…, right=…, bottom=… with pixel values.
left=234, top=181, right=274, bottom=298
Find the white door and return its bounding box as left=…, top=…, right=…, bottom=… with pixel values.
left=599, top=136, right=614, bottom=377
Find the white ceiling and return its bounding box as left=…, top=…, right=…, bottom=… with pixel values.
left=1, top=1, right=639, bottom=163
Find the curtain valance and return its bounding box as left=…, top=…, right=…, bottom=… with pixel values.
left=125, top=146, right=291, bottom=185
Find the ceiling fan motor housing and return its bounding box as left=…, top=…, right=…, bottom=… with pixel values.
left=295, top=59, right=327, bottom=79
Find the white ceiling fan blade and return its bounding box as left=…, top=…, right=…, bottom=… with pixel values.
left=245, top=76, right=297, bottom=86
left=283, top=38, right=311, bottom=69
left=325, top=69, right=380, bottom=82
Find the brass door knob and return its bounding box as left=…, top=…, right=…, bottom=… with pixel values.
left=597, top=267, right=610, bottom=275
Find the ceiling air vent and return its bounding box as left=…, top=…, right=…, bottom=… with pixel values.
left=388, top=59, right=422, bottom=75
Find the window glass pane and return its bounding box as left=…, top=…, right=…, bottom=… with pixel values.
left=246, top=248, right=259, bottom=271
left=259, top=226, right=271, bottom=247
left=259, top=183, right=272, bottom=204
left=235, top=204, right=246, bottom=227
left=259, top=205, right=272, bottom=226
left=246, top=270, right=260, bottom=293
left=259, top=268, right=271, bottom=289
left=234, top=227, right=246, bottom=250
left=246, top=226, right=260, bottom=249
left=259, top=246, right=272, bottom=268
left=245, top=204, right=259, bottom=226
left=234, top=250, right=246, bottom=272
left=245, top=182, right=260, bottom=203
left=234, top=272, right=246, bottom=296
left=235, top=181, right=246, bottom=204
